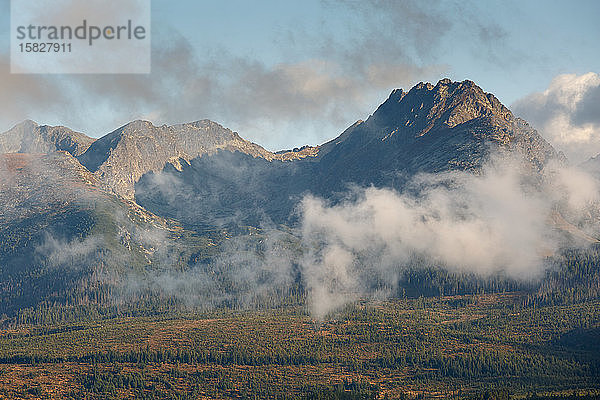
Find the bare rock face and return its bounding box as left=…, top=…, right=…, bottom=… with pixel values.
left=76, top=119, right=314, bottom=199
left=313, top=78, right=562, bottom=192
left=368, top=79, right=514, bottom=134
left=0, top=120, right=95, bottom=156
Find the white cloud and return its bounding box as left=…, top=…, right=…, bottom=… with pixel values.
left=512, top=72, right=600, bottom=163
left=299, top=155, right=600, bottom=318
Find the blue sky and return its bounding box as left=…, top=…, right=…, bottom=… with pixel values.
left=154, top=0, right=599, bottom=104
left=1, top=0, right=599, bottom=157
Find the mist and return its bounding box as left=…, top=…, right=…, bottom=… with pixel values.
left=298, top=155, right=599, bottom=318
left=35, top=233, right=102, bottom=271
left=6, top=149, right=599, bottom=320
left=118, top=152, right=600, bottom=319
left=512, top=72, right=600, bottom=163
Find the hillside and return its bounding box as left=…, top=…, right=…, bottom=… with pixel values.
left=0, top=152, right=212, bottom=315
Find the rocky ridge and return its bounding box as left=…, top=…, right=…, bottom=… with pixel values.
left=76, top=119, right=317, bottom=199
left=0, top=120, right=94, bottom=157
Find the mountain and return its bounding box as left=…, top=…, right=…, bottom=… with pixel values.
left=2, top=79, right=600, bottom=398
left=0, top=78, right=577, bottom=316
left=77, top=119, right=315, bottom=199
left=0, top=120, right=94, bottom=156
left=312, top=79, right=560, bottom=190
left=134, top=78, right=563, bottom=229
left=0, top=151, right=212, bottom=315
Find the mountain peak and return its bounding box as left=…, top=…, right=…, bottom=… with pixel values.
left=372, top=78, right=512, bottom=136
left=16, top=119, right=39, bottom=129
left=114, top=119, right=228, bottom=136
left=112, top=120, right=156, bottom=137
left=311, top=78, right=560, bottom=186
left=176, top=119, right=221, bottom=129
left=77, top=118, right=283, bottom=199
left=0, top=120, right=94, bottom=156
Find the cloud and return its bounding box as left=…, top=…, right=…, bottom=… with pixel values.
left=573, top=84, right=600, bottom=126
left=35, top=233, right=102, bottom=271
left=512, top=72, right=600, bottom=163
left=298, top=155, right=600, bottom=318
left=0, top=34, right=439, bottom=150
left=320, top=0, right=512, bottom=73
left=120, top=227, right=298, bottom=310
left=320, top=0, right=452, bottom=62
left=0, top=55, right=66, bottom=121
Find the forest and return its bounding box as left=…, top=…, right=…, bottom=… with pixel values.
left=0, top=246, right=599, bottom=399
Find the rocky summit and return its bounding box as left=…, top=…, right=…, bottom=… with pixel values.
left=313, top=78, right=560, bottom=187
left=0, top=120, right=94, bottom=157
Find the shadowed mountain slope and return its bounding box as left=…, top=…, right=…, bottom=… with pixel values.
left=135, top=79, right=563, bottom=229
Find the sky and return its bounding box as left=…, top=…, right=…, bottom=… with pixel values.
left=1, top=0, right=599, bottom=161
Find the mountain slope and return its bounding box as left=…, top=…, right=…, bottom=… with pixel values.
left=78, top=119, right=315, bottom=199
left=0, top=152, right=212, bottom=315
left=0, top=120, right=95, bottom=156
left=135, top=78, right=563, bottom=229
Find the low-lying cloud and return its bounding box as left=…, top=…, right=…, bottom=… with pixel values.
left=12, top=151, right=600, bottom=319
left=35, top=233, right=102, bottom=271
left=299, top=156, right=599, bottom=318
left=138, top=229, right=298, bottom=310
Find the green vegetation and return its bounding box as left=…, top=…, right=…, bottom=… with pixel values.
left=0, top=290, right=599, bottom=399
left=2, top=211, right=600, bottom=399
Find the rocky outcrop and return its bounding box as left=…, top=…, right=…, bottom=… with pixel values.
left=306, top=78, right=563, bottom=195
